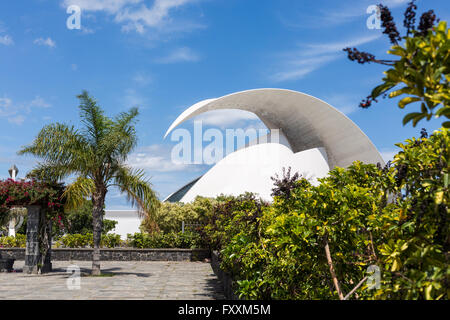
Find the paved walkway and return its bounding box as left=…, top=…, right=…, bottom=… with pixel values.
left=0, top=261, right=224, bottom=300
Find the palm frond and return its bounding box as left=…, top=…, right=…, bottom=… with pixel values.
left=63, top=176, right=96, bottom=210
left=26, top=162, right=74, bottom=182
left=18, top=123, right=94, bottom=173
left=77, top=90, right=111, bottom=147
left=111, top=165, right=160, bottom=220
left=99, top=107, right=139, bottom=173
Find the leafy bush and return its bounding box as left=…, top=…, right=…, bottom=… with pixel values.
left=0, top=234, right=26, bottom=248
left=127, top=231, right=202, bottom=249
left=201, top=193, right=268, bottom=253
left=206, top=128, right=448, bottom=300
left=141, top=196, right=214, bottom=233
left=55, top=233, right=123, bottom=248
left=374, top=128, right=449, bottom=299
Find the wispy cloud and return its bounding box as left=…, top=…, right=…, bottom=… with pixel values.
left=270, top=34, right=380, bottom=82
left=279, top=0, right=410, bottom=29
left=62, top=0, right=202, bottom=35
left=0, top=95, right=52, bottom=125
left=132, top=72, right=152, bottom=86
left=271, top=55, right=338, bottom=82
left=155, top=47, right=200, bottom=64
left=380, top=148, right=400, bottom=162
left=34, top=37, right=56, bottom=48
left=0, top=35, right=13, bottom=46
left=123, top=88, right=148, bottom=109
left=321, top=93, right=362, bottom=115
left=8, top=115, right=25, bottom=125
left=193, top=109, right=260, bottom=129
left=127, top=144, right=197, bottom=172
left=30, top=96, right=52, bottom=109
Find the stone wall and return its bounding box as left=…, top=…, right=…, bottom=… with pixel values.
left=0, top=248, right=209, bottom=262
left=210, top=250, right=240, bottom=300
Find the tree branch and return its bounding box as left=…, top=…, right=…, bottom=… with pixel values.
left=323, top=235, right=344, bottom=300
left=343, top=276, right=368, bottom=300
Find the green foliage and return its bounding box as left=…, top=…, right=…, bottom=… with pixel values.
left=205, top=128, right=448, bottom=300
left=55, top=233, right=122, bottom=248
left=141, top=196, right=215, bottom=234
left=63, top=199, right=117, bottom=235
left=201, top=193, right=268, bottom=253
left=370, top=21, right=450, bottom=128
left=0, top=234, right=26, bottom=248
left=372, top=128, right=449, bottom=299
left=127, top=231, right=202, bottom=249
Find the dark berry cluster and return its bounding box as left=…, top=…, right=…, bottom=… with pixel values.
left=343, top=48, right=375, bottom=64
left=359, top=96, right=378, bottom=109
left=420, top=128, right=428, bottom=139
left=404, top=0, right=417, bottom=36
left=379, top=4, right=401, bottom=44
left=418, top=10, right=437, bottom=36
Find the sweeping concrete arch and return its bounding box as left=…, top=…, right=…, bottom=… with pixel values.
left=164, top=88, right=384, bottom=202
left=165, top=88, right=383, bottom=168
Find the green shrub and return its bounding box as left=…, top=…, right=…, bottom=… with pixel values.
left=141, top=196, right=215, bottom=233
left=0, top=234, right=26, bottom=248
left=55, top=233, right=123, bottom=248
left=101, top=233, right=122, bottom=248
left=127, top=231, right=202, bottom=249
left=205, top=128, right=448, bottom=300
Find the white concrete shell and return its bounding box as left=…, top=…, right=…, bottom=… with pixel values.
left=164, top=89, right=383, bottom=202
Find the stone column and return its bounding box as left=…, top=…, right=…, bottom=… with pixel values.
left=23, top=206, right=41, bottom=274
left=41, top=219, right=52, bottom=273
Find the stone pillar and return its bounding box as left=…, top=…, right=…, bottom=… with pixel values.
left=41, top=219, right=52, bottom=273
left=23, top=206, right=41, bottom=274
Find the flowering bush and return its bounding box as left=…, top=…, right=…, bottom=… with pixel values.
left=0, top=179, right=65, bottom=222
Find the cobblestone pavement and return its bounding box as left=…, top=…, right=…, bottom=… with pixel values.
left=0, top=261, right=225, bottom=300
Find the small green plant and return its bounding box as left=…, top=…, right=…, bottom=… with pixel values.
left=0, top=234, right=26, bottom=248
left=127, top=231, right=202, bottom=249
left=55, top=233, right=123, bottom=248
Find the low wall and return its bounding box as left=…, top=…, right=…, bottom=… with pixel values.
left=210, top=251, right=240, bottom=300
left=0, top=248, right=209, bottom=262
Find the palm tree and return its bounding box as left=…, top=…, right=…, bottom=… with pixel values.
left=19, top=91, right=160, bottom=275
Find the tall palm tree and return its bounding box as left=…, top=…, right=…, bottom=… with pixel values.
left=19, top=91, right=160, bottom=275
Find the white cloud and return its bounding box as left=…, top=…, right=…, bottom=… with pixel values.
left=0, top=97, right=14, bottom=117
left=8, top=115, right=25, bottom=125
left=322, top=93, right=361, bottom=115
left=0, top=95, right=52, bottom=125
left=380, top=149, right=399, bottom=163
left=127, top=144, right=195, bottom=172
left=123, top=88, right=147, bottom=108
left=194, top=109, right=260, bottom=128
left=132, top=72, right=152, bottom=86
left=303, top=34, right=381, bottom=56
left=155, top=47, right=200, bottom=63
left=283, top=0, right=410, bottom=29
left=34, top=37, right=56, bottom=48
left=30, top=96, right=51, bottom=108
left=63, top=0, right=141, bottom=13
left=62, top=0, right=200, bottom=34
left=270, top=35, right=380, bottom=82
left=0, top=35, right=13, bottom=46
left=271, top=55, right=338, bottom=82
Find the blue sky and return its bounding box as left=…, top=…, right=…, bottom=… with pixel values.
left=0, top=0, right=449, bottom=209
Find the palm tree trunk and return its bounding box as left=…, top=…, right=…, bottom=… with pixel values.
left=92, top=188, right=106, bottom=275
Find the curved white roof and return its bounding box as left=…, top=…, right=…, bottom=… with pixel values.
left=165, top=88, right=384, bottom=168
